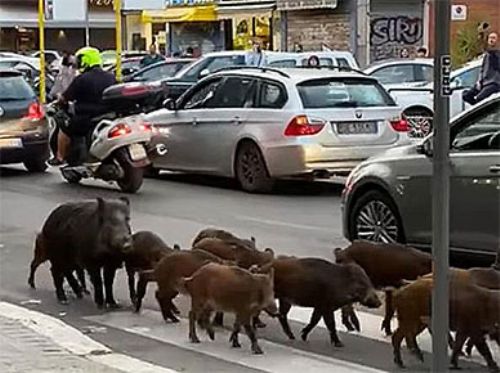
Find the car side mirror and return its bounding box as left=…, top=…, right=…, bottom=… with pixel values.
left=416, top=140, right=433, bottom=157
left=199, top=68, right=210, bottom=79
left=163, top=98, right=176, bottom=111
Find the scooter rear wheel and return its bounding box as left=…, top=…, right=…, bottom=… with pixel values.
left=116, top=150, right=144, bottom=193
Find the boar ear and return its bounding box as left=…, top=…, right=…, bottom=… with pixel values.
left=264, top=248, right=275, bottom=258
left=96, top=198, right=106, bottom=224
left=119, top=196, right=130, bottom=206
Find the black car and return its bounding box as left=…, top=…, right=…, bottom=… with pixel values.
left=0, top=69, right=49, bottom=172
left=124, top=58, right=195, bottom=83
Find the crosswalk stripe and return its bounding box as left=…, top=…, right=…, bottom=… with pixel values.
left=86, top=310, right=386, bottom=373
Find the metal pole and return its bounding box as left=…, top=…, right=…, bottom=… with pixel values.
left=38, top=0, right=46, bottom=104
left=84, top=0, right=90, bottom=46
left=432, top=0, right=451, bottom=372
left=114, top=0, right=122, bottom=82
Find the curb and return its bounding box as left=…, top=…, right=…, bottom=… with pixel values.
left=0, top=301, right=178, bottom=373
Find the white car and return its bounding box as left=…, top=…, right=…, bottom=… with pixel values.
left=387, top=59, right=482, bottom=138
left=364, top=58, right=434, bottom=86
left=147, top=67, right=411, bottom=192
left=31, top=50, right=62, bottom=72
left=266, top=51, right=359, bottom=70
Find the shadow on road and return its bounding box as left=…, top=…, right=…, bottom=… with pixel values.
left=154, top=172, right=344, bottom=196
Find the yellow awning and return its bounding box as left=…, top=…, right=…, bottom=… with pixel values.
left=141, top=5, right=217, bottom=23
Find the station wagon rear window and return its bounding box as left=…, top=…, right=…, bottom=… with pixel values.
left=0, top=76, right=34, bottom=100
left=297, top=78, right=396, bottom=109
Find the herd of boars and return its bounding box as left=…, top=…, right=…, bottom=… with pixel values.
left=28, top=198, right=500, bottom=371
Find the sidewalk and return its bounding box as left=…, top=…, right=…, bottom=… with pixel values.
left=0, top=301, right=177, bottom=373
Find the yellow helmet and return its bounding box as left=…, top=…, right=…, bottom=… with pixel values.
left=75, top=46, right=102, bottom=72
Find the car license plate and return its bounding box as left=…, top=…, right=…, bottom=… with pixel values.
left=128, top=144, right=147, bottom=161
left=335, top=121, right=378, bottom=135
left=0, top=138, right=23, bottom=148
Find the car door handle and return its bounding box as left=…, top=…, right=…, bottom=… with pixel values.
left=231, top=116, right=242, bottom=125
left=489, top=165, right=500, bottom=173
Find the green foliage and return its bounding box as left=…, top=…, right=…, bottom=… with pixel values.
left=451, top=21, right=485, bottom=68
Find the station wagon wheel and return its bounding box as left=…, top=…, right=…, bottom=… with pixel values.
left=403, top=108, right=433, bottom=139
left=235, top=142, right=274, bottom=193
left=350, top=190, right=404, bottom=243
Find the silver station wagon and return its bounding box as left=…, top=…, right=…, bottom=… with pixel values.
left=147, top=67, right=412, bottom=192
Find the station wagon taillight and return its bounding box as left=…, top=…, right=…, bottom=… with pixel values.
left=23, top=102, right=44, bottom=121
left=284, top=115, right=325, bottom=136
left=390, top=118, right=410, bottom=132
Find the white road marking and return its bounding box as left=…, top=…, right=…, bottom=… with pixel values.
left=87, top=309, right=386, bottom=373
left=236, top=215, right=331, bottom=233
left=0, top=301, right=179, bottom=373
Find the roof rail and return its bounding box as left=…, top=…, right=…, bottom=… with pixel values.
left=212, top=66, right=291, bottom=78
left=296, top=65, right=368, bottom=76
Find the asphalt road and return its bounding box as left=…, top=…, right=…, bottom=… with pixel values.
left=0, top=166, right=494, bottom=372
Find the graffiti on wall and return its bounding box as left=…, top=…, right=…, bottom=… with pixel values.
left=370, top=15, right=423, bottom=61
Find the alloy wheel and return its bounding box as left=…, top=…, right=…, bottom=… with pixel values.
left=355, top=200, right=399, bottom=243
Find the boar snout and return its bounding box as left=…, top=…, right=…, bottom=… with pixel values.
left=362, top=289, right=382, bottom=309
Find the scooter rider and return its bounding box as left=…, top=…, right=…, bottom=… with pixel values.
left=48, top=46, right=116, bottom=166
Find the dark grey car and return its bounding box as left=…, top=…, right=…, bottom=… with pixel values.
left=342, top=93, right=500, bottom=258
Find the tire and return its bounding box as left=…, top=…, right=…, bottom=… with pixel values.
left=116, top=150, right=144, bottom=193
left=235, top=141, right=274, bottom=193
left=24, top=156, right=48, bottom=173
left=144, top=165, right=160, bottom=178
left=403, top=108, right=433, bottom=139
left=349, top=190, right=405, bottom=244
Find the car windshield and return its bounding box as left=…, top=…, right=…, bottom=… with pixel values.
left=297, top=78, right=396, bottom=108
left=0, top=76, right=34, bottom=100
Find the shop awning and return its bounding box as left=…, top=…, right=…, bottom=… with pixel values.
left=141, top=5, right=217, bottom=23
left=217, top=0, right=276, bottom=18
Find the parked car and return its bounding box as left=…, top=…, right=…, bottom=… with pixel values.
left=0, top=58, right=55, bottom=95
left=385, top=58, right=483, bottom=138
left=104, top=57, right=145, bottom=77
left=101, top=50, right=149, bottom=68
left=0, top=69, right=49, bottom=172
left=147, top=67, right=411, bottom=192
left=342, top=93, right=500, bottom=258
left=30, top=50, right=61, bottom=72
left=266, top=51, right=360, bottom=69
left=364, top=58, right=434, bottom=86
left=124, top=58, right=195, bottom=83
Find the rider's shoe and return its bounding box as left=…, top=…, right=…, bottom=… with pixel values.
left=47, top=157, right=67, bottom=167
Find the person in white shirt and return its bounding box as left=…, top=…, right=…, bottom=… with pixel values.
left=245, top=41, right=265, bottom=67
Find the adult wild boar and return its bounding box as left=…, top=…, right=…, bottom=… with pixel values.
left=134, top=249, right=224, bottom=322
left=262, top=257, right=381, bottom=346
left=42, top=197, right=132, bottom=307
left=334, top=240, right=431, bottom=335
left=181, top=263, right=278, bottom=354
left=125, top=231, right=179, bottom=304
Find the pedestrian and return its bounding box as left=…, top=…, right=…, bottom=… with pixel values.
left=463, top=32, right=500, bottom=105
left=416, top=46, right=428, bottom=58
left=307, top=55, right=321, bottom=67
left=400, top=48, right=410, bottom=59
left=245, top=40, right=265, bottom=67
left=294, top=43, right=304, bottom=53
left=48, top=51, right=77, bottom=102
left=140, top=44, right=163, bottom=68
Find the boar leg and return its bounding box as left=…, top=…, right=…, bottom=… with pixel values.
left=392, top=327, right=406, bottom=368
left=465, top=338, right=474, bottom=356
left=50, top=266, right=68, bottom=304
left=76, top=267, right=90, bottom=295
left=64, top=270, right=83, bottom=299
left=88, top=267, right=105, bottom=308
left=28, top=258, right=43, bottom=289
left=406, top=324, right=425, bottom=362
left=341, top=304, right=360, bottom=332
left=470, top=335, right=499, bottom=372
left=229, top=322, right=242, bottom=348
left=242, top=320, right=263, bottom=355
left=381, top=290, right=395, bottom=336
left=301, top=308, right=322, bottom=342
left=188, top=310, right=200, bottom=344
left=450, top=331, right=468, bottom=370
left=277, top=299, right=295, bottom=340
left=126, top=266, right=136, bottom=304
left=213, top=312, right=224, bottom=327
left=252, top=313, right=266, bottom=329
left=323, top=310, right=344, bottom=347
left=156, top=291, right=179, bottom=323
left=103, top=265, right=120, bottom=309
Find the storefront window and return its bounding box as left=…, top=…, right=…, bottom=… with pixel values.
left=233, top=16, right=271, bottom=50
left=170, top=21, right=223, bottom=56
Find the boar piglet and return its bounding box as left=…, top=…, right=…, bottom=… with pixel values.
left=192, top=228, right=256, bottom=249
left=28, top=232, right=89, bottom=295
left=392, top=269, right=500, bottom=371
left=42, top=197, right=132, bottom=308
left=334, top=240, right=431, bottom=335
left=125, top=231, right=179, bottom=304
left=181, top=263, right=278, bottom=354
left=134, top=249, right=223, bottom=322
left=265, top=257, right=381, bottom=347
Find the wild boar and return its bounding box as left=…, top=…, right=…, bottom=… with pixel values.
left=334, top=240, right=431, bottom=335
left=181, top=262, right=278, bottom=354
left=392, top=269, right=500, bottom=371
left=125, top=231, right=179, bottom=303
left=261, top=257, right=381, bottom=347
left=192, top=228, right=256, bottom=249
left=134, top=249, right=224, bottom=322
left=42, top=197, right=132, bottom=308
left=28, top=232, right=89, bottom=295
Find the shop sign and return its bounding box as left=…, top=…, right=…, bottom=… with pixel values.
left=166, top=0, right=214, bottom=6
left=123, top=0, right=165, bottom=10
left=451, top=5, right=467, bottom=21
left=276, top=0, right=337, bottom=10
left=89, top=0, right=113, bottom=8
